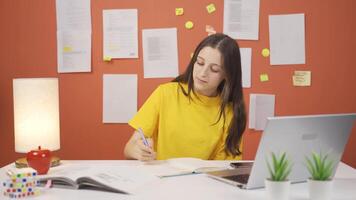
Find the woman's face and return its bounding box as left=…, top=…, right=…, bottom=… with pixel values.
left=193, top=46, right=225, bottom=97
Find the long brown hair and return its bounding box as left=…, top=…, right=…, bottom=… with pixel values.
left=173, top=33, right=246, bottom=157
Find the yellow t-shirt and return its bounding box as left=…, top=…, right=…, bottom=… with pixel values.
left=129, top=82, right=241, bottom=160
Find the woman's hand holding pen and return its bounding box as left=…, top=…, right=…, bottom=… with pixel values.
left=134, top=132, right=156, bottom=161
left=124, top=131, right=156, bottom=161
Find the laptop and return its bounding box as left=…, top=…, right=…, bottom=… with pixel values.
left=207, top=113, right=356, bottom=189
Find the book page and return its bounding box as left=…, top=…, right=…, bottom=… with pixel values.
left=137, top=160, right=190, bottom=177
left=167, top=158, right=223, bottom=172
left=83, top=166, right=158, bottom=194
left=39, top=164, right=158, bottom=194
left=40, top=164, right=90, bottom=179
left=140, top=158, right=229, bottom=177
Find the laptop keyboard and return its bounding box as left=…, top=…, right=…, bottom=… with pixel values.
left=223, top=174, right=250, bottom=184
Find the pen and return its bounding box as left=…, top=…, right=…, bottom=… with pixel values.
left=137, top=128, right=150, bottom=147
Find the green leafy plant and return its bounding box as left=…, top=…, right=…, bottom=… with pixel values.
left=266, top=152, right=292, bottom=181
left=305, top=152, right=334, bottom=181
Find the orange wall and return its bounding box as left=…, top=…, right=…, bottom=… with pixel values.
left=1, top=0, right=355, bottom=167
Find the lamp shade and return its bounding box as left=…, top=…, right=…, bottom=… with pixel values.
left=13, top=78, right=60, bottom=153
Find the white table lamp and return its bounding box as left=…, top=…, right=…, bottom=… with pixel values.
left=13, top=78, right=61, bottom=172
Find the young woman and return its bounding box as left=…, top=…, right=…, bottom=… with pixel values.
left=124, top=33, right=246, bottom=161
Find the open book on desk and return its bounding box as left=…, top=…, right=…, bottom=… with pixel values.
left=142, top=157, right=230, bottom=178
left=37, top=164, right=159, bottom=194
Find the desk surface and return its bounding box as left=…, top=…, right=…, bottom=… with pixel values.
left=1, top=160, right=355, bottom=200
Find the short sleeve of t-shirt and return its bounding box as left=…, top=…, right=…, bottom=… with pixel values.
left=128, top=86, right=161, bottom=138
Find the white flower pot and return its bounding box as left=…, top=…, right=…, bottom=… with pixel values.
left=308, top=179, right=333, bottom=200
left=265, top=179, right=290, bottom=200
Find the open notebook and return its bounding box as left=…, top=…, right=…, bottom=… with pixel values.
left=37, top=164, right=159, bottom=194
left=140, top=157, right=230, bottom=178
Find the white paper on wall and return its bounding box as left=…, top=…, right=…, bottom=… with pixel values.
left=56, top=0, right=91, bottom=31
left=240, top=48, right=252, bottom=88
left=103, top=9, right=138, bottom=59
left=103, top=74, right=137, bottom=123
left=142, top=28, right=179, bottom=78
left=56, top=0, right=92, bottom=73
left=223, top=0, right=260, bottom=40
left=249, top=94, right=275, bottom=130
left=57, top=30, right=91, bottom=73
left=269, top=13, right=305, bottom=65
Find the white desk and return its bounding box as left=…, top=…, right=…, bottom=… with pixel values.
left=1, top=160, right=355, bottom=200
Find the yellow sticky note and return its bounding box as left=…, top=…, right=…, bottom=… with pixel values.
left=262, top=48, right=270, bottom=57
left=260, top=74, right=269, bottom=82
left=63, top=46, right=72, bottom=53
left=293, top=71, right=311, bottom=86
left=206, top=3, right=216, bottom=14
left=103, top=56, right=112, bottom=62
left=185, top=21, right=194, bottom=29
left=175, top=8, right=184, bottom=16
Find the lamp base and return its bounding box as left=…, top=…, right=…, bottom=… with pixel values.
left=15, top=156, right=61, bottom=168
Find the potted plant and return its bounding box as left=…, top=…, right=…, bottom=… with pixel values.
left=265, top=152, right=292, bottom=200
left=305, top=151, right=335, bottom=200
